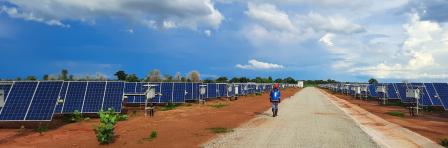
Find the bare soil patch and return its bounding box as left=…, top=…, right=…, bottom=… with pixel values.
left=0, top=88, right=300, bottom=148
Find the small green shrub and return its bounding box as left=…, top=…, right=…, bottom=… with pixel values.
left=160, top=103, right=177, bottom=111
left=117, top=114, right=128, bottom=121
left=385, top=111, right=405, bottom=117
left=209, top=103, right=228, bottom=109
left=16, top=125, right=26, bottom=134
left=440, top=138, right=448, bottom=147
left=207, top=127, right=233, bottom=134
left=84, top=117, right=91, bottom=121
left=95, top=108, right=118, bottom=144
left=255, top=92, right=262, bottom=96
left=144, top=130, right=158, bottom=141
left=71, top=110, right=82, bottom=122
left=35, top=126, right=48, bottom=135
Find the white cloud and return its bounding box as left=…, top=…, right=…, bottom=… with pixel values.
left=236, top=59, right=284, bottom=70
left=319, top=33, right=335, bottom=46
left=245, top=2, right=296, bottom=32
left=305, top=12, right=364, bottom=34
left=1, top=0, right=223, bottom=30
left=1, top=6, right=69, bottom=28
left=204, top=30, right=211, bottom=37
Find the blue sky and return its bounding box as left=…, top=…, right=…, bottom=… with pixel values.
left=1, top=0, right=448, bottom=82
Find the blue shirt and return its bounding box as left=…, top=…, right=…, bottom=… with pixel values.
left=270, top=89, right=281, bottom=102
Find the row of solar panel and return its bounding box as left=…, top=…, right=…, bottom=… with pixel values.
left=0, top=81, right=124, bottom=121
left=329, top=83, right=448, bottom=110
left=123, top=82, right=273, bottom=103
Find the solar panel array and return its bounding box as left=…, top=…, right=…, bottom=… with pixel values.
left=0, top=81, right=124, bottom=121
left=322, top=82, right=448, bottom=110
left=0, top=81, right=277, bottom=121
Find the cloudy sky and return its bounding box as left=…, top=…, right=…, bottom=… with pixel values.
left=0, top=0, right=448, bottom=82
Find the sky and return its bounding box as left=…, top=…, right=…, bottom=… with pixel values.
left=0, top=0, right=448, bottom=82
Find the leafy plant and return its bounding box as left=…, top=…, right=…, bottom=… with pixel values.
left=209, top=103, right=228, bottom=109
left=84, top=117, right=91, bottom=121
left=385, top=111, right=405, bottom=117
left=117, top=114, right=128, bottom=121
left=71, top=110, right=82, bottom=122
left=160, top=103, right=177, bottom=111
left=207, top=127, right=233, bottom=134
left=144, top=130, right=158, bottom=141
left=95, top=108, right=118, bottom=144
left=441, top=138, right=448, bottom=148
left=35, top=126, right=48, bottom=135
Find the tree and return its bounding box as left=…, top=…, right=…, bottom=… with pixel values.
left=174, top=72, right=182, bottom=82
left=268, top=76, right=273, bottom=83
left=126, top=74, right=139, bottom=82
left=163, top=74, right=173, bottom=82
left=43, top=74, right=49, bottom=80
left=203, top=79, right=215, bottom=83
left=69, top=75, right=74, bottom=81
left=60, top=69, right=68, bottom=80
left=147, top=69, right=161, bottom=82
left=252, top=77, right=263, bottom=83
left=215, top=76, right=228, bottom=83
left=114, top=70, right=127, bottom=81
left=229, top=77, right=239, bottom=83
left=188, top=71, right=200, bottom=82
left=274, top=78, right=283, bottom=83
left=368, top=78, right=378, bottom=84
left=26, top=76, right=37, bottom=81
left=283, top=77, right=296, bottom=84
left=239, top=77, right=250, bottom=83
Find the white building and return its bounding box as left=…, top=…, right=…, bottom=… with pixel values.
left=297, top=81, right=304, bottom=88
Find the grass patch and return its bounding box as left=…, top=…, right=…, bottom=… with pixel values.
left=440, top=138, right=448, bottom=148
left=209, top=103, right=228, bottom=109
left=385, top=111, right=405, bottom=117
left=143, top=130, right=158, bottom=141
left=385, top=101, right=403, bottom=106
left=160, top=103, right=178, bottom=111
left=35, top=125, right=48, bottom=135
left=207, top=127, right=233, bottom=134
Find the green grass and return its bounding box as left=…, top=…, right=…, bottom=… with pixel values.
left=160, top=103, right=178, bottom=111
left=209, top=103, right=228, bottom=109
left=143, top=130, right=158, bottom=141
left=385, top=111, right=405, bottom=117
left=35, top=126, right=48, bottom=135
left=207, top=127, right=233, bottom=134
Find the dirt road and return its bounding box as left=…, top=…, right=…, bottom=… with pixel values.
left=204, top=87, right=379, bottom=148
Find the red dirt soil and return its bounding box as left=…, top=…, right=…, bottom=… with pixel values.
left=322, top=89, right=448, bottom=144
left=0, top=88, right=300, bottom=148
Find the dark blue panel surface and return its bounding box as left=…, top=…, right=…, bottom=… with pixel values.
left=0, top=82, right=38, bottom=120
left=26, top=81, right=63, bottom=120
left=192, top=83, right=201, bottom=100
left=432, top=83, right=448, bottom=110
left=411, top=83, right=432, bottom=106
left=207, top=83, right=217, bottom=99
left=386, top=84, right=399, bottom=99
left=368, top=84, right=378, bottom=97
left=173, top=83, right=186, bottom=103
left=54, top=82, right=69, bottom=113
left=0, top=82, right=13, bottom=100
left=160, top=83, right=173, bottom=103
left=424, top=83, right=443, bottom=106
left=185, top=83, right=193, bottom=100
left=395, top=83, right=409, bottom=102
left=63, top=82, right=87, bottom=113
left=218, top=84, right=227, bottom=97
left=102, top=82, right=124, bottom=112
left=82, top=82, right=106, bottom=113
left=124, top=82, right=137, bottom=94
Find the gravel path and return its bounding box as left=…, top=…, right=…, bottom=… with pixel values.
left=204, top=87, right=379, bottom=148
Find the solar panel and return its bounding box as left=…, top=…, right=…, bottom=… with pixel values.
left=0, top=82, right=38, bottom=120
left=432, top=83, right=448, bottom=110
left=410, top=83, right=432, bottom=106
left=62, top=82, right=87, bottom=113
left=395, top=83, right=410, bottom=103
left=25, top=81, right=63, bottom=120
left=368, top=84, right=378, bottom=97
left=424, top=83, right=442, bottom=106
left=102, top=82, right=124, bottom=112
left=160, top=83, right=173, bottom=103
left=386, top=83, right=399, bottom=99
left=0, top=82, right=13, bottom=101
left=218, top=84, right=227, bottom=97
left=185, top=83, right=194, bottom=100
left=172, top=83, right=186, bottom=103
left=207, top=83, right=217, bottom=99
left=192, top=83, right=201, bottom=100
left=124, top=82, right=137, bottom=94
left=82, top=82, right=106, bottom=113
left=54, top=82, right=69, bottom=113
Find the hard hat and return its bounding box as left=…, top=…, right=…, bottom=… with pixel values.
left=274, top=83, right=279, bottom=89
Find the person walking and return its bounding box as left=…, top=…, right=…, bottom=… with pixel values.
left=270, top=83, right=281, bottom=117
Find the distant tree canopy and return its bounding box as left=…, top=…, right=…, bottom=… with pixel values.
left=303, top=79, right=337, bottom=87
left=114, top=70, right=127, bottom=81
left=147, top=69, right=161, bottom=82
left=188, top=71, right=201, bottom=82
left=215, top=76, right=228, bottom=83
left=368, top=78, right=378, bottom=84
left=126, top=74, right=139, bottom=82
left=26, top=75, right=37, bottom=81
left=59, top=69, right=69, bottom=80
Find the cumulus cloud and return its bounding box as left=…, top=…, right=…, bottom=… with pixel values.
left=305, top=12, right=364, bottom=34
left=1, top=0, right=223, bottom=30
left=245, top=2, right=296, bottom=32
left=0, top=6, right=69, bottom=28
left=319, top=33, right=335, bottom=46
left=204, top=29, right=212, bottom=37
left=236, top=59, right=284, bottom=70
